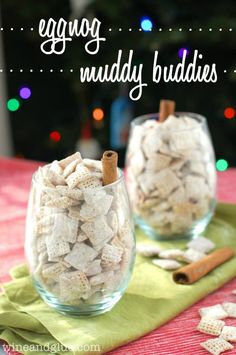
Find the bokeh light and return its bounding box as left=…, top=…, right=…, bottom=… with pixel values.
left=140, top=17, right=153, bottom=32
left=19, top=87, right=31, bottom=99
left=178, top=48, right=190, bottom=59
left=92, top=108, right=104, bottom=121
left=7, top=98, right=20, bottom=112
left=50, top=131, right=61, bottom=142
left=224, top=107, right=235, bottom=119
left=216, top=159, right=228, bottom=172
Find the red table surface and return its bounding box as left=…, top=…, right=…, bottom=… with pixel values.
left=0, top=157, right=236, bottom=355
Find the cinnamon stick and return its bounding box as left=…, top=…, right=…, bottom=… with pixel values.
left=159, top=99, right=176, bottom=122
left=101, top=150, right=118, bottom=185
left=173, top=247, right=235, bottom=285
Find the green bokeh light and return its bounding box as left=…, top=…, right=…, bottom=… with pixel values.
left=7, top=98, right=20, bottom=112
left=216, top=159, right=228, bottom=172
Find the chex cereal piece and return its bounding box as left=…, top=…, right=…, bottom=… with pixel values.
left=199, top=304, right=228, bottom=320
left=107, top=210, right=118, bottom=235
left=46, top=235, right=70, bottom=260
left=221, top=326, right=236, bottom=342
left=37, top=167, right=55, bottom=188
left=56, top=186, right=83, bottom=200
left=63, top=159, right=80, bottom=178
left=136, top=244, right=161, bottom=257
left=46, top=196, right=78, bottom=209
left=68, top=207, right=81, bottom=219
left=52, top=214, right=73, bottom=242
left=42, top=263, right=67, bottom=282
left=159, top=249, right=184, bottom=260
left=101, top=244, right=123, bottom=266
left=60, top=270, right=90, bottom=302
left=83, top=158, right=102, bottom=171
left=78, top=175, right=102, bottom=190
left=185, top=175, right=208, bottom=200
left=85, top=259, right=102, bottom=277
left=83, top=189, right=106, bottom=205
left=50, top=160, right=63, bottom=175
left=171, top=203, right=193, bottom=232
left=168, top=186, right=186, bottom=205
left=66, top=164, right=91, bottom=188
left=154, top=168, right=181, bottom=198
left=187, top=236, right=215, bottom=253
left=36, top=236, right=47, bottom=253
left=48, top=162, right=66, bottom=186
left=64, top=242, right=98, bottom=271
left=59, top=152, right=82, bottom=169
left=197, top=318, right=225, bottom=336
left=222, top=302, right=236, bottom=318
left=200, top=337, right=233, bottom=355
left=81, top=216, right=114, bottom=246
left=77, top=233, right=87, bottom=243
left=182, top=248, right=205, bottom=263
left=80, top=203, right=99, bottom=220
left=152, top=259, right=181, bottom=270
left=90, top=271, right=114, bottom=286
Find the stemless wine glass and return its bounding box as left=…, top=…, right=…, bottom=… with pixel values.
left=25, top=168, right=135, bottom=317
left=125, top=112, right=217, bottom=240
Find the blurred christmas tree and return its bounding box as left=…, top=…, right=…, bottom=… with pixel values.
left=1, top=0, right=236, bottom=167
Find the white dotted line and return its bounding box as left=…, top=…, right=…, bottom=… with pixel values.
left=0, top=68, right=235, bottom=74
left=0, top=27, right=234, bottom=32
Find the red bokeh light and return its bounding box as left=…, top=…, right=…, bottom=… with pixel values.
left=224, top=107, right=235, bottom=119
left=50, top=130, right=61, bottom=142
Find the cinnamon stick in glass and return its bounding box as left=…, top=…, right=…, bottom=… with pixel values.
left=101, top=150, right=118, bottom=185
left=159, top=99, right=176, bottom=122
left=173, top=247, right=235, bottom=285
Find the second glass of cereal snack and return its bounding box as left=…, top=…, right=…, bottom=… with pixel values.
left=126, top=100, right=217, bottom=240
left=25, top=151, right=135, bottom=316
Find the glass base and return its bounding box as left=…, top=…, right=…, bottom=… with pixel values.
left=135, top=206, right=215, bottom=241
left=34, top=279, right=122, bottom=317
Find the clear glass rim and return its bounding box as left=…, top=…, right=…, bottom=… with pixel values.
left=131, top=112, right=207, bottom=132
left=32, top=166, right=124, bottom=192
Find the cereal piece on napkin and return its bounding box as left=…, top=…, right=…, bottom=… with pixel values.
left=159, top=249, right=185, bottom=260
left=187, top=236, right=215, bottom=253
left=152, top=259, right=181, bottom=270
left=136, top=244, right=161, bottom=257
left=197, top=318, right=225, bottom=336
left=199, top=304, right=228, bottom=320
left=222, top=302, right=236, bottom=318
left=59, top=152, right=82, bottom=169
left=200, top=337, right=233, bottom=355
left=220, top=326, right=236, bottom=342
left=182, top=248, right=205, bottom=263
left=64, top=242, right=98, bottom=271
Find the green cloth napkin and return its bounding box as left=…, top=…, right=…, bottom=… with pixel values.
left=1, top=203, right=236, bottom=355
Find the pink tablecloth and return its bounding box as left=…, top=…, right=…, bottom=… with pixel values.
left=0, top=157, right=236, bottom=355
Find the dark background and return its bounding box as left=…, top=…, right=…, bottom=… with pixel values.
left=1, top=0, right=236, bottom=167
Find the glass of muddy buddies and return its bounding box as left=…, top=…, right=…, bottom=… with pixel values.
left=126, top=100, right=217, bottom=240
left=25, top=151, right=135, bottom=316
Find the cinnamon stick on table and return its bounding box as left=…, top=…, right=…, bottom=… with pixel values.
left=159, top=99, right=176, bottom=122
left=101, top=150, right=118, bottom=185
left=173, top=247, right=235, bottom=285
